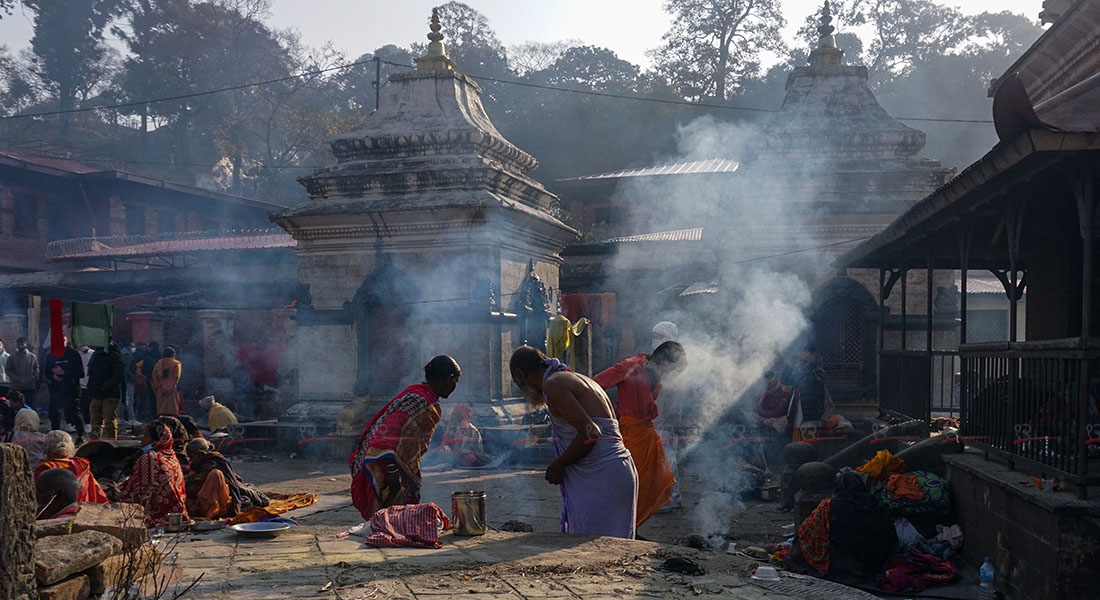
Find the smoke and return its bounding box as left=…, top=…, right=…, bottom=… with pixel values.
left=600, top=114, right=839, bottom=539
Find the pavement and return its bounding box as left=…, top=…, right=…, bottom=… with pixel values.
left=160, top=451, right=882, bottom=599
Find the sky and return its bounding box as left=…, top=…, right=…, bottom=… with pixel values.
left=0, top=0, right=1045, bottom=68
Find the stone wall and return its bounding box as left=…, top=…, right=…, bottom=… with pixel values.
left=1, top=443, right=37, bottom=599
left=946, top=452, right=1100, bottom=600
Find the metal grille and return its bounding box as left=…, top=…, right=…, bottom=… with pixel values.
left=819, top=300, right=864, bottom=366
left=966, top=309, right=1008, bottom=343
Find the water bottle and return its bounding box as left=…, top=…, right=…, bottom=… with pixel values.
left=978, top=556, right=995, bottom=600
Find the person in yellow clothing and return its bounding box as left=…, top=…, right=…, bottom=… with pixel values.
left=151, top=347, right=182, bottom=416
left=199, top=395, right=238, bottom=431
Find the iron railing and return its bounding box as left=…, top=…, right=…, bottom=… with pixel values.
left=879, top=350, right=931, bottom=422
left=960, top=340, right=1099, bottom=485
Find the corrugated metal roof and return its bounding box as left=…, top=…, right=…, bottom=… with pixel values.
left=0, top=149, right=106, bottom=174
left=48, top=229, right=295, bottom=260
left=680, top=280, right=719, bottom=297
left=604, top=228, right=704, bottom=244
left=558, top=158, right=738, bottom=182
left=957, top=276, right=1008, bottom=295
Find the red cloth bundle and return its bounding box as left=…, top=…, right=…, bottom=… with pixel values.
left=364, top=503, right=451, bottom=549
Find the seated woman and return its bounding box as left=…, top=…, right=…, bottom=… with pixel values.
left=184, top=438, right=242, bottom=519
left=5, top=392, right=48, bottom=471
left=118, top=422, right=188, bottom=527
left=36, top=468, right=82, bottom=520
left=35, top=430, right=109, bottom=504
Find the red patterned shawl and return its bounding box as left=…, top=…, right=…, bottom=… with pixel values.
left=119, top=439, right=188, bottom=527
left=349, top=384, right=442, bottom=520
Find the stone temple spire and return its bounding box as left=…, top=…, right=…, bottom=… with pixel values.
left=416, top=8, right=456, bottom=71
left=809, top=1, right=844, bottom=67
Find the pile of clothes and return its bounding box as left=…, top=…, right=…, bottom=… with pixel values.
left=777, top=450, right=964, bottom=593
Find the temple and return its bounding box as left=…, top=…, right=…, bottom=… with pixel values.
left=272, top=10, right=578, bottom=425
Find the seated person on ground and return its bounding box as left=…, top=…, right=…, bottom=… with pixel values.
left=199, top=395, right=238, bottom=432
left=184, top=437, right=256, bottom=519
left=439, top=404, right=492, bottom=467
left=117, top=422, right=189, bottom=527
left=37, top=467, right=81, bottom=520
left=35, top=430, right=109, bottom=504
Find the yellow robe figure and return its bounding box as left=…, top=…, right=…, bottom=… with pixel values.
left=152, top=358, right=182, bottom=416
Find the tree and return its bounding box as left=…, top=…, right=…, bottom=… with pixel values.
left=337, top=45, right=416, bottom=114
left=508, top=40, right=578, bottom=76
left=534, top=46, right=641, bottom=93
left=24, top=0, right=123, bottom=132
left=649, top=0, right=786, bottom=101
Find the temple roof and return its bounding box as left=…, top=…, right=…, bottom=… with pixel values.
left=743, top=2, right=929, bottom=162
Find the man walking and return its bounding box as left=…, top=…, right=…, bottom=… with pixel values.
left=7, top=337, right=40, bottom=408
left=87, top=342, right=125, bottom=440
left=594, top=340, right=687, bottom=528
left=45, top=337, right=85, bottom=443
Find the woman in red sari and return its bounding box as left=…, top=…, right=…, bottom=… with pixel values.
left=119, top=422, right=188, bottom=527
left=350, top=356, right=461, bottom=520
left=35, top=430, right=109, bottom=505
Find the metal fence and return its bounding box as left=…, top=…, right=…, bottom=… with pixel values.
left=960, top=341, right=1099, bottom=485
left=879, top=350, right=931, bottom=422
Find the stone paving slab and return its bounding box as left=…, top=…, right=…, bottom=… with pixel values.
left=163, top=525, right=879, bottom=599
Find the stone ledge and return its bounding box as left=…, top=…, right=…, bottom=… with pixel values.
left=945, top=449, right=1100, bottom=515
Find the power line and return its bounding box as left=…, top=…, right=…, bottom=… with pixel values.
left=0, top=52, right=993, bottom=125
left=0, top=57, right=379, bottom=121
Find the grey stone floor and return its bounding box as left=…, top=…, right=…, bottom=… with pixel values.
left=156, top=453, right=881, bottom=599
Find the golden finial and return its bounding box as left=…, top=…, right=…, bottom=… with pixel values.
left=427, top=8, right=447, bottom=57
left=817, top=1, right=837, bottom=49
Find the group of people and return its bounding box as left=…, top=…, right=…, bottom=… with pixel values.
left=32, top=415, right=262, bottom=527
left=0, top=335, right=186, bottom=444
left=349, top=326, right=689, bottom=541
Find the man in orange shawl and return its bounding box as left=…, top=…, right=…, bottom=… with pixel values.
left=594, top=341, right=686, bottom=527
left=151, top=347, right=182, bottom=416
left=119, top=422, right=188, bottom=527
left=350, top=356, right=461, bottom=520
left=35, top=430, right=109, bottom=504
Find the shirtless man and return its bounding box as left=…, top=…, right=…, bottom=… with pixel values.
left=510, top=346, right=639, bottom=539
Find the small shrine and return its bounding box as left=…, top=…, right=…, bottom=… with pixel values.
left=272, top=11, right=577, bottom=425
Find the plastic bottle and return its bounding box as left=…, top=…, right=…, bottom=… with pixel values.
left=978, top=556, right=995, bottom=600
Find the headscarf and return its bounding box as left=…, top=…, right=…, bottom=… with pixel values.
left=651, top=321, right=678, bottom=351
left=157, top=416, right=188, bottom=451
left=14, top=407, right=40, bottom=432
left=199, top=396, right=215, bottom=411
left=146, top=422, right=174, bottom=453
left=186, top=437, right=214, bottom=455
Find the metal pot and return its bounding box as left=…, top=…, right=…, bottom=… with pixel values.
left=451, top=490, right=487, bottom=536
left=760, top=485, right=780, bottom=502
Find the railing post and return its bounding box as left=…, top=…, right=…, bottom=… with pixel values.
left=926, top=251, right=935, bottom=424
left=901, top=264, right=908, bottom=350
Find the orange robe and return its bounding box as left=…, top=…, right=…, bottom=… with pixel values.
left=151, top=358, right=182, bottom=415
left=35, top=457, right=109, bottom=505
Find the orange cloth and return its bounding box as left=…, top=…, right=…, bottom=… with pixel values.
left=887, top=474, right=924, bottom=501
left=856, top=450, right=908, bottom=481
left=152, top=358, right=182, bottom=415
left=595, top=355, right=660, bottom=421
left=189, top=469, right=234, bottom=519
left=35, top=457, right=109, bottom=505
left=227, top=492, right=317, bottom=525
left=619, top=414, right=674, bottom=526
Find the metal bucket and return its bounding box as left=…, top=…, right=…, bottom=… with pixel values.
left=451, top=490, right=487, bottom=536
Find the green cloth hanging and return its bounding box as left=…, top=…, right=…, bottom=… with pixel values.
left=70, top=301, right=114, bottom=348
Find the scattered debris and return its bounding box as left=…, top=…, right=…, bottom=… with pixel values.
left=659, top=556, right=704, bottom=576
left=674, top=534, right=711, bottom=550
left=498, top=520, right=533, bottom=532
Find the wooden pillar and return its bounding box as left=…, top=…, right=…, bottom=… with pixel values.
left=878, top=268, right=887, bottom=351
left=926, top=251, right=935, bottom=423
left=1074, top=174, right=1095, bottom=340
